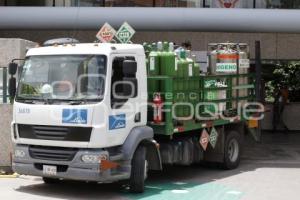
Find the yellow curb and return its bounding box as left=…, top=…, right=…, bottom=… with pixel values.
left=0, top=173, right=19, bottom=178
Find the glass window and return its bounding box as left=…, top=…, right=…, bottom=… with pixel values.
left=5, top=0, right=46, bottom=6
left=17, top=55, right=107, bottom=102
left=266, top=0, right=300, bottom=9
left=76, top=0, right=104, bottom=6
left=206, top=0, right=254, bottom=8
left=72, top=0, right=202, bottom=7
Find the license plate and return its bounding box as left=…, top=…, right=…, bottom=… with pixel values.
left=43, top=165, right=57, bottom=176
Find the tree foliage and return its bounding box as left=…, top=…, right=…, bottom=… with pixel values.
left=265, top=63, right=300, bottom=102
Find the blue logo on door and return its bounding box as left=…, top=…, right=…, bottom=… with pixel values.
left=109, top=114, right=126, bottom=130
left=62, top=109, right=88, bottom=124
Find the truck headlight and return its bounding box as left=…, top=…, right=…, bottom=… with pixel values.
left=15, top=150, right=26, bottom=158
left=81, top=155, right=100, bottom=164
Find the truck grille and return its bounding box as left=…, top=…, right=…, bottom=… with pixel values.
left=29, top=145, right=78, bottom=161
left=18, top=124, right=92, bottom=142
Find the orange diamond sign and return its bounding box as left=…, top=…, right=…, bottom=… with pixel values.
left=200, top=129, right=210, bottom=151
left=96, top=23, right=116, bottom=43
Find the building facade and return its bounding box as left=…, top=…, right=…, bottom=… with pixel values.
left=0, top=0, right=300, bottom=62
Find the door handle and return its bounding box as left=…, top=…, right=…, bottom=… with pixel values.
left=134, top=112, right=141, bottom=123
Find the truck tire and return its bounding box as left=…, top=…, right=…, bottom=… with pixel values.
left=222, top=131, right=241, bottom=170
left=129, top=145, right=147, bottom=193
left=42, top=177, right=60, bottom=184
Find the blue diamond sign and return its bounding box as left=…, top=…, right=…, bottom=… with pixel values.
left=115, top=22, right=135, bottom=43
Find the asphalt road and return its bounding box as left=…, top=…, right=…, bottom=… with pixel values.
left=1, top=133, right=300, bottom=200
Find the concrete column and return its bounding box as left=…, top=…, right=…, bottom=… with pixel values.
left=0, top=104, right=13, bottom=172
left=45, top=0, right=54, bottom=6
left=55, top=0, right=65, bottom=6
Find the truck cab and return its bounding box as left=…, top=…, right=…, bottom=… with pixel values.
left=11, top=42, right=160, bottom=193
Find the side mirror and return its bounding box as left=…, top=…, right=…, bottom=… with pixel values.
left=123, top=60, right=137, bottom=76
left=8, top=62, right=18, bottom=75
left=9, top=77, right=16, bottom=98
left=122, top=78, right=138, bottom=98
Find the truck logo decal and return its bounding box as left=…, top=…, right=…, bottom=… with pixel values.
left=109, top=114, right=126, bottom=130
left=62, top=109, right=87, bottom=124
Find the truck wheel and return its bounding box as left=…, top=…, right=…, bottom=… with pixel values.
left=222, top=131, right=241, bottom=170
left=129, top=145, right=147, bottom=193
left=42, top=177, right=60, bottom=184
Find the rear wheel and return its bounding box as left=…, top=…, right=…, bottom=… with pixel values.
left=42, top=177, right=61, bottom=184
left=222, top=131, right=241, bottom=170
left=129, top=145, right=147, bottom=193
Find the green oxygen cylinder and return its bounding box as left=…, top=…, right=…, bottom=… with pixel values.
left=147, top=42, right=160, bottom=92
left=147, top=44, right=152, bottom=52
left=186, top=50, right=194, bottom=94
left=168, top=42, right=176, bottom=76
left=183, top=50, right=191, bottom=117
left=178, top=49, right=186, bottom=77
left=192, top=55, right=199, bottom=77
left=160, top=41, right=168, bottom=75
left=192, top=55, right=200, bottom=91
left=148, top=42, right=159, bottom=76
left=176, top=49, right=186, bottom=117
left=160, top=41, right=176, bottom=77
left=186, top=50, right=194, bottom=77
left=156, top=41, right=163, bottom=75
left=143, top=42, right=150, bottom=57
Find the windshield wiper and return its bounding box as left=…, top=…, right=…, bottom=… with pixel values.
left=67, top=98, right=102, bottom=105
left=20, top=99, right=35, bottom=104
left=17, top=97, right=102, bottom=105
left=42, top=98, right=87, bottom=105
left=16, top=97, right=43, bottom=104
left=68, top=100, right=86, bottom=105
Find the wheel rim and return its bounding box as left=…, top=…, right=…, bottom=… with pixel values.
left=228, top=138, right=239, bottom=163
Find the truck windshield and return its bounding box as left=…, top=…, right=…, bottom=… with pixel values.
left=16, top=55, right=107, bottom=102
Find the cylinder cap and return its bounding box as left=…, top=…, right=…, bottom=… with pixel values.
left=169, top=42, right=174, bottom=52
left=180, top=49, right=186, bottom=59
left=157, top=41, right=163, bottom=51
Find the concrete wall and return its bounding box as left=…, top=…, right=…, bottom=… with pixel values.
left=0, top=38, right=36, bottom=171
left=261, top=103, right=300, bottom=131
left=0, top=104, right=13, bottom=171
left=1, top=30, right=300, bottom=60
left=0, top=38, right=37, bottom=68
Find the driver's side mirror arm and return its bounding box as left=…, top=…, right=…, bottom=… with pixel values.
left=8, top=59, right=24, bottom=102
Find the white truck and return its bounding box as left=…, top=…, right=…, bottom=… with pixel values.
left=9, top=39, right=259, bottom=193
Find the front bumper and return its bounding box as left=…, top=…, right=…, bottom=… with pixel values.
left=13, top=144, right=131, bottom=182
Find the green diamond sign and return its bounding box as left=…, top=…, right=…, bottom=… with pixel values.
left=115, top=22, right=135, bottom=43
left=209, top=127, right=219, bottom=148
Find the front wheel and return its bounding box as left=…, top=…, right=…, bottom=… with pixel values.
left=129, top=145, right=147, bottom=193
left=222, top=131, right=241, bottom=170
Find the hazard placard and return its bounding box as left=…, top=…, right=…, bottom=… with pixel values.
left=239, top=59, right=250, bottom=68
left=200, top=129, right=210, bottom=151
left=209, top=127, right=219, bottom=148
left=115, top=22, right=135, bottom=43
left=96, top=23, right=116, bottom=43
left=216, top=63, right=237, bottom=72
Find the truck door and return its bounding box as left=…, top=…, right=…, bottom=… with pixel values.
left=108, top=55, right=142, bottom=141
